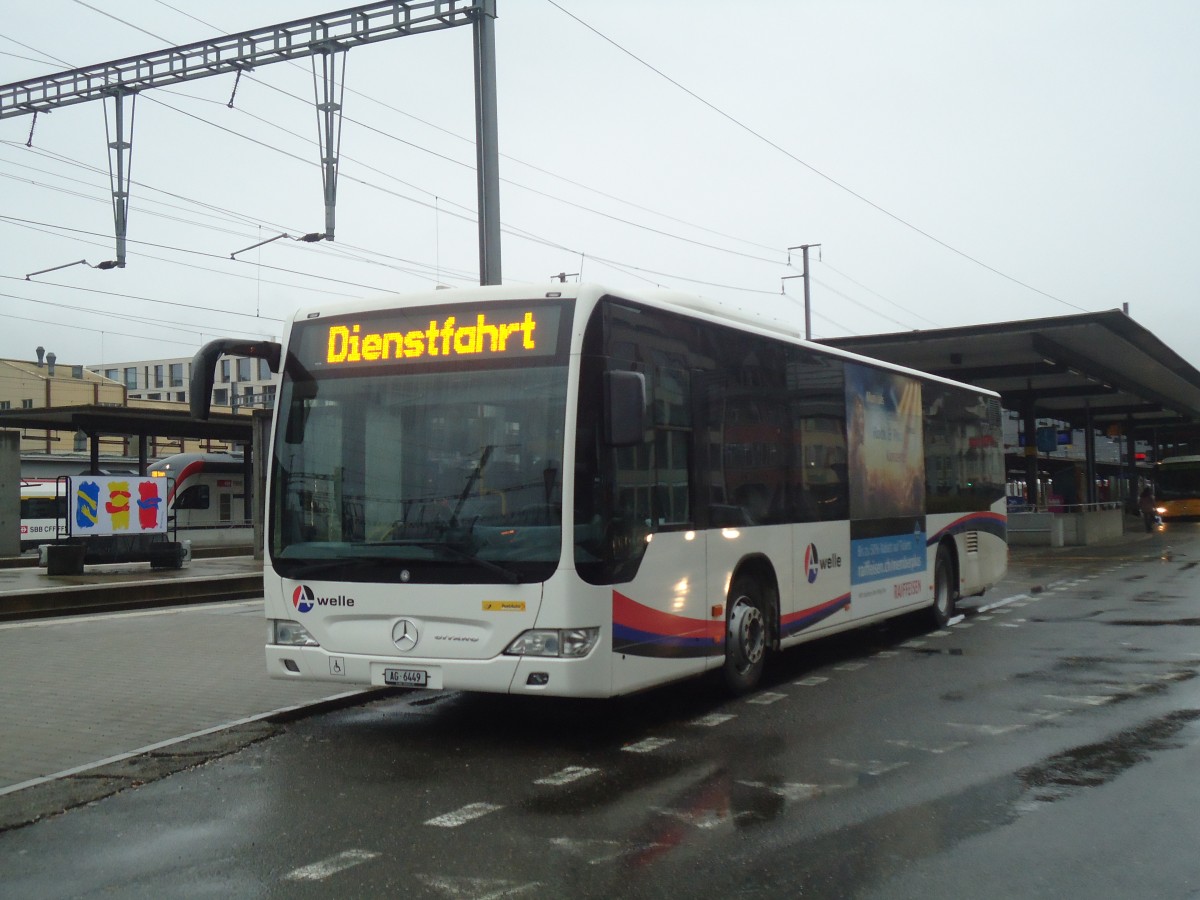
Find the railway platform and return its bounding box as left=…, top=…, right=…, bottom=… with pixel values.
left=0, top=551, right=263, bottom=621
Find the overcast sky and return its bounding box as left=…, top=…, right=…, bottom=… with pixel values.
left=2, top=0, right=1198, bottom=372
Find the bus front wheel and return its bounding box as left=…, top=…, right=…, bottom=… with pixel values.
left=724, top=577, right=768, bottom=694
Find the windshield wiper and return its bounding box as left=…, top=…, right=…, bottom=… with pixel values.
left=279, top=556, right=404, bottom=579
left=375, top=539, right=521, bottom=584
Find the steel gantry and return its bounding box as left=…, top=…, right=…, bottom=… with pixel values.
left=0, top=0, right=502, bottom=283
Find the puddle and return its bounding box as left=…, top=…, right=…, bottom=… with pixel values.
left=1019, top=709, right=1200, bottom=800
left=1108, top=618, right=1200, bottom=627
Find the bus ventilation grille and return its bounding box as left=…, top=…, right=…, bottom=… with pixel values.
left=965, top=531, right=980, bottom=554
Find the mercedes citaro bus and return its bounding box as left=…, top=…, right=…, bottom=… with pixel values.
left=191, top=284, right=1007, bottom=698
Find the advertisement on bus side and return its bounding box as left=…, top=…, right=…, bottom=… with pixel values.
left=845, top=363, right=926, bottom=587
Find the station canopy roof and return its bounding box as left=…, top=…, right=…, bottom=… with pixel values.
left=0, top=404, right=255, bottom=444
left=820, top=309, right=1200, bottom=433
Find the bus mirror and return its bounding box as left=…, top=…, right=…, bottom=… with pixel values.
left=189, top=338, right=282, bottom=421
left=604, top=370, right=647, bottom=447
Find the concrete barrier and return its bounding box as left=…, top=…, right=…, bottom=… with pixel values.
left=1008, top=506, right=1127, bottom=547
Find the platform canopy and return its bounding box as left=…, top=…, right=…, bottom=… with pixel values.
left=820, top=309, right=1200, bottom=434
left=0, top=404, right=255, bottom=444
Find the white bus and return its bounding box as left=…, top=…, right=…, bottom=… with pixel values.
left=192, top=284, right=1007, bottom=697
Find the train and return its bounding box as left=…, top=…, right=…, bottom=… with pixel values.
left=17, top=452, right=252, bottom=553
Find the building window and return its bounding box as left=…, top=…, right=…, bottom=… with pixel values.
left=21, top=399, right=33, bottom=409
left=74, top=431, right=87, bottom=451
left=214, top=389, right=228, bottom=406
left=0, top=401, right=9, bottom=410
left=105, top=368, right=119, bottom=381
left=169, top=363, right=184, bottom=387
left=147, top=393, right=161, bottom=401
left=124, top=367, right=138, bottom=389
left=258, top=358, right=273, bottom=380
left=176, top=391, right=186, bottom=402
left=220, top=359, right=230, bottom=383
left=154, top=365, right=164, bottom=388
left=237, top=358, right=252, bottom=382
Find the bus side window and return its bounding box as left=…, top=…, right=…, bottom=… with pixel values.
left=176, top=485, right=210, bottom=510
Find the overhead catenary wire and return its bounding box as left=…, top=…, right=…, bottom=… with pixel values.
left=545, top=0, right=1089, bottom=315
left=2, top=5, right=935, bottom=357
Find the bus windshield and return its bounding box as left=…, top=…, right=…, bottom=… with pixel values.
left=270, top=363, right=567, bottom=584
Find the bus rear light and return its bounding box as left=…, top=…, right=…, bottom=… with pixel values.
left=271, top=619, right=320, bottom=647
left=505, top=627, right=599, bottom=658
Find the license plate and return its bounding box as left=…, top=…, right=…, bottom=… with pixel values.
left=383, top=668, right=428, bottom=687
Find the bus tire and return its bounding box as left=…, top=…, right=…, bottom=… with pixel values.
left=929, top=544, right=956, bottom=628
left=724, top=576, right=768, bottom=694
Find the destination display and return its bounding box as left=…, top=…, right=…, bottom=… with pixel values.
left=293, top=301, right=566, bottom=371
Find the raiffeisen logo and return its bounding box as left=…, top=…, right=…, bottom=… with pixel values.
left=804, top=543, right=843, bottom=584
left=326, top=311, right=537, bottom=364
left=292, top=584, right=356, bottom=613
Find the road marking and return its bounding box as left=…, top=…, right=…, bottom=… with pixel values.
left=0, top=598, right=264, bottom=631
left=425, top=802, right=503, bottom=827
left=1042, top=693, right=1115, bottom=707
left=747, top=691, right=788, bottom=705
left=550, top=837, right=667, bottom=865
left=284, top=849, right=379, bottom=882
left=691, top=712, right=736, bottom=727
left=827, top=758, right=909, bottom=776
left=622, top=737, right=674, bottom=753
left=872, top=650, right=900, bottom=658
left=947, top=721, right=1025, bottom=735
left=794, top=675, right=829, bottom=686
left=886, top=738, right=968, bottom=754
left=901, top=640, right=927, bottom=648
left=978, top=593, right=1029, bottom=613
left=738, top=780, right=836, bottom=802
left=834, top=661, right=869, bottom=670
left=534, top=766, right=599, bottom=786
left=417, top=874, right=541, bottom=898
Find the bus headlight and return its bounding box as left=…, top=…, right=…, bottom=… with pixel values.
left=271, top=619, right=320, bottom=647
left=505, top=628, right=599, bottom=658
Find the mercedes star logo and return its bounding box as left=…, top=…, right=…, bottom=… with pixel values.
left=393, top=618, right=419, bottom=652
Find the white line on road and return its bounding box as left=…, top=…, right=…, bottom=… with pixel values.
left=0, top=599, right=264, bottom=631
left=977, top=593, right=1029, bottom=614
left=417, top=874, right=541, bottom=898
left=747, top=691, right=788, bottom=705
left=691, top=712, right=736, bottom=727
left=621, top=737, right=675, bottom=753
left=534, top=766, right=600, bottom=786
left=285, top=849, right=380, bottom=882
left=425, top=802, right=504, bottom=828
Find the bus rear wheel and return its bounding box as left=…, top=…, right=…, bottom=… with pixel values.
left=929, top=545, right=956, bottom=628
left=724, top=577, right=768, bottom=694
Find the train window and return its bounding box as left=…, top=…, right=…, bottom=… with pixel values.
left=176, top=485, right=210, bottom=510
